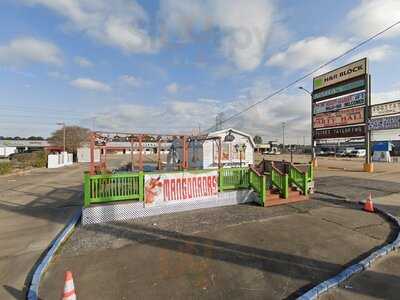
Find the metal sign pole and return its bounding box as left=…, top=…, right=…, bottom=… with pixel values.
left=364, top=74, right=373, bottom=172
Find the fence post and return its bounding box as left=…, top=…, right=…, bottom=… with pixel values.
left=303, top=172, right=308, bottom=196
left=139, top=171, right=144, bottom=201
left=219, top=168, right=224, bottom=192
left=261, top=174, right=266, bottom=206
left=83, top=173, right=91, bottom=207
left=283, top=174, right=289, bottom=199
left=309, top=163, right=314, bottom=181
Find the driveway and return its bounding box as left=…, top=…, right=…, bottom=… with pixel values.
left=0, top=164, right=85, bottom=299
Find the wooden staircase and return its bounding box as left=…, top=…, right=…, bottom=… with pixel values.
left=264, top=187, right=308, bottom=207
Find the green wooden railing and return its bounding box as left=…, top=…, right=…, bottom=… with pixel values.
left=271, top=166, right=289, bottom=199
left=249, top=166, right=266, bottom=205
left=219, top=167, right=249, bottom=191
left=83, top=163, right=313, bottom=207
left=288, top=165, right=308, bottom=196
left=84, top=172, right=144, bottom=207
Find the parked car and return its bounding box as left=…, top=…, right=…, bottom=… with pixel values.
left=336, top=149, right=346, bottom=157
left=350, top=149, right=366, bottom=157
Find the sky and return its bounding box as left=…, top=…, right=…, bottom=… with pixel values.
left=0, top=0, right=399, bottom=143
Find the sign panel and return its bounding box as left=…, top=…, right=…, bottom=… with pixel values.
left=371, top=100, right=400, bottom=117
left=314, top=125, right=366, bottom=140
left=313, top=58, right=367, bottom=90
left=368, top=115, right=400, bottom=131
left=313, top=90, right=366, bottom=114
left=144, top=170, right=218, bottom=207
left=313, top=107, right=365, bottom=129
left=313, top=78, right=365, bottom=101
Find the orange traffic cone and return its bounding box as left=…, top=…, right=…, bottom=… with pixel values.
left=62, top=271, right=76, bottom=300
left=363, top=193, right=374, bottom=213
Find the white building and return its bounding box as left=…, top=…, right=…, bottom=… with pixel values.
left=167, top=128, right=255, bottom=169
left=0, top=146, right=17, bottom=158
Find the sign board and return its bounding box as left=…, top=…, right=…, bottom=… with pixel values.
left=368, top=115, right=400, bottom=131
left=373, top=141, right=391, bottom=152
left=371, top=100, right=400, bottom=117
left=313, top=58, right=367, bottom=90
left=144, top=170, right=218, bottom=207
left=313, top=78, right=365, bottom=101
left=313, top=106, right=365, bottom=129
left=313, top=90, right=366, bottom=114
left=313, top=125, right=366, bottom=139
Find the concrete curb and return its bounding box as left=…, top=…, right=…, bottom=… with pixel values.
left=297, top=202, right=400, bottom=300
left=26, top=210, right=82, bottom=300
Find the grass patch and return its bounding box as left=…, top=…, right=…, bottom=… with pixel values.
left=0, top=162, right=12, bottom=175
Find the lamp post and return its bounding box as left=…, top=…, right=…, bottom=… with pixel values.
left=56, top=122, right=66, bottom=153
left=235, top=143, right=247, bottom=185
left=298, top=86, right=317, bottom=167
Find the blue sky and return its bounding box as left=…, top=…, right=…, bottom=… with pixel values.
left=0, top=0, right=399, bottom=143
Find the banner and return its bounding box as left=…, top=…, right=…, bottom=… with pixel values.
left=313, top=90, right=366, bottom=114
left=314, top=125, right=366, bottom=140
left=371, top=100, right=400, bottom=117
left=144, top=170, right=218, bottom=207
left=313, top=58, right=367, bottom=90
left=368, top=115, right=400, bottom=131
left=313, top=78, right=365, bottom=101
left=313, top=107, right=365, bottom=129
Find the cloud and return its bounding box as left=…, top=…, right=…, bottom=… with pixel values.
left=159, top=0, right=275, bottom=71
left=349, top=45, right=394, bottom=63
left=166, top=82, right=179, bottom=94
left=74, top=56, right=93, bottom=67
left=347, top=0, right=400, bottom=39
left=23, top=0, right=159, bottom=53
left=93, top=100, right=221, bottom=133
left=93, top=77, right=311, bottom=143
left=0, top=37, right=62, bottom=66
left=119, top=75, right=144, bottom=88
left=266, top=36, right=351, bottom=71
left=70, top=78, right=111, bottom=92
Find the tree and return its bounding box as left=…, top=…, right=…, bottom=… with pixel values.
left=253, top=135, right=263, bottom=145
left=49, top=126, right=90, bottom=153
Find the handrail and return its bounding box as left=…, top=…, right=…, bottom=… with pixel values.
left=271, top=166, right=289, bottom=198
left=249, top=165, right=266, bottom=205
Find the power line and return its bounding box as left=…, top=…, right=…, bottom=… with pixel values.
left=210, top=20, right=400, bottom=131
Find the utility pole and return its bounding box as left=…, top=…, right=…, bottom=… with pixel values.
left=298, top=86, right=316, bottom=166
left=282, top=122, right=286, bottom=154
left=57, top=122, right=66, bottom=152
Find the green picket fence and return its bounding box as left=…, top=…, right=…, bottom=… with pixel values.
left=83, top=163, right=313, bottom=207
left=84, top=172, right=144, bottom=207
left=218, top=167, right=250, bottom=191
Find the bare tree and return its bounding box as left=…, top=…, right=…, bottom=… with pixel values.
left=49, top=126, right=90, bottom=153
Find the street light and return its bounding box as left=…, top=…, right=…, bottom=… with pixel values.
left=235, top=143, right=247, bottom=185
left=298, top=86, right=316, bottom=166
left=56, top=122, right=66, bottom=153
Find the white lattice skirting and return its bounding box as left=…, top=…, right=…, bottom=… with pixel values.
left=82, top=190, right=259, bottom=225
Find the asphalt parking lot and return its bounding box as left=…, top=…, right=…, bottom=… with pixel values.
left=39, top=196, right=394, bottom=300
left=2, top=155, right=399, bottom=299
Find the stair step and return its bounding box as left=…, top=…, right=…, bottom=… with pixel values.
left=264, top=194, right=309, bottom=207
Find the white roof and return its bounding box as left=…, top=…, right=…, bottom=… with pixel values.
left=207, top=128, right=256, bottom=148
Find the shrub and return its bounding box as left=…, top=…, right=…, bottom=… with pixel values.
left=0, top=162, right=12, bottom=175
left=11, top=151, right=47, bottom=168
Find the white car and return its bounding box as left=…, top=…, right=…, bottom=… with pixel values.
left=350, top=149, right=366, bottom=157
